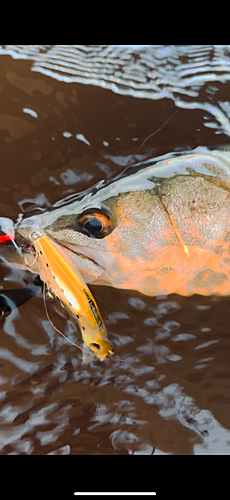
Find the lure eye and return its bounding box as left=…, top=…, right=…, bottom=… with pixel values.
left=90, top=342, right=101, bottom=350
left=89, top=342, right=114, bottom=358
left=77, top=209, right=113, bottom=239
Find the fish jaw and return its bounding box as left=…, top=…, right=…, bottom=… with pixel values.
left=14, top=213, right=105, bottom=278
left=15, top=219, right=146, bottom=292
left=13, top=201, right=163, bottom=294
left=46, top=239, right=109, bottom=284
left=15, top=225, right=108, bottom=284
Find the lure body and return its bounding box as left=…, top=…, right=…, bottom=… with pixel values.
left=31, top=233, right=113, bottom=361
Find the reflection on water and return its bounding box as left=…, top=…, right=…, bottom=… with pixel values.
left=2, top=45, right=230, bottom=137
left=0, top=46, right=230, bottom=454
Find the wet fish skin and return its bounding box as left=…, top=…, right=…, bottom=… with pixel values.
left=15, top=147, right=230, bottom=297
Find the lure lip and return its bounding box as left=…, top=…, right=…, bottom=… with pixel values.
left=82, top=333, right=114, bottom=361
left=85, top=345, right=114, bottom=362
left=82, top=344, right=114, bottom=363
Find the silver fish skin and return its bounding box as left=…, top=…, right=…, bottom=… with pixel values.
left=14, top=147, right=230, bottom=297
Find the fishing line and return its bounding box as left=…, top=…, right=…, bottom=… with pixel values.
left=124, top=109, right=179, bottom=169
left=0, top=231, right=22, bottom=256
left=25, top=251, right=38, bottom=267
left=10, top=235, right=22, bottom=255
left=136, top=109, right=179, bottom=151
left=42, top=282, right=83, bottom=352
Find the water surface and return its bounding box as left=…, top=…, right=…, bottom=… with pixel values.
left=0, top=46, right=230, bottom=455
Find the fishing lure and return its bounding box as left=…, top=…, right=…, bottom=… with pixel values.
left=30, top=231, right=113, bottom=361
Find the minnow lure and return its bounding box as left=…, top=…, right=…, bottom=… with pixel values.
left=30, top=231, right=113, bottom=361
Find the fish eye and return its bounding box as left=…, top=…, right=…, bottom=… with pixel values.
left=84, top=217, right=102, bottom=235
left=77, top=209, right=114, bottom=239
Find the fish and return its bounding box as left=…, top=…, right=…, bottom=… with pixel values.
left=13, top=146, right=230, bottom=299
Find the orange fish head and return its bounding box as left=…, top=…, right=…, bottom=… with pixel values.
left=15, top=147, right=230, bottom=297
left=15, top=189, right=170, bottom=296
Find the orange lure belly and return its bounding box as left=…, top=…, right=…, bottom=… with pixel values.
left=32, top=234, right=113, bottom=361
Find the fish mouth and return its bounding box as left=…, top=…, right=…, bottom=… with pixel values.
left=15, top=223, right=107, bottom=280
left=14, top=222, right=105, bottom=270
left=47, top=237, right=106, bottom=273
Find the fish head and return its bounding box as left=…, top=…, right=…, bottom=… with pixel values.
left=12, top=147, right=230, bottom=297
left=15, top=169, right=166, bottom=295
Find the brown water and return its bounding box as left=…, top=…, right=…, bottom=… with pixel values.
left=1, top=46, right=230, bottom=455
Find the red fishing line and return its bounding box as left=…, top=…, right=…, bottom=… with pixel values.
left=0, top=233, right=15, bottom=243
